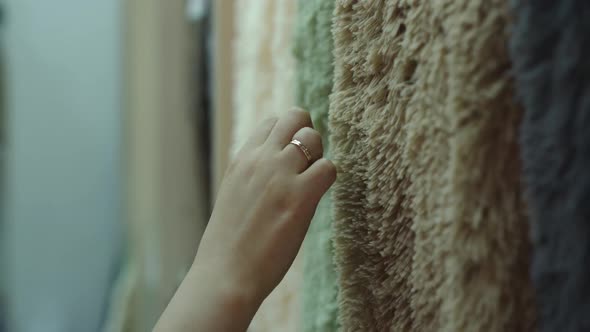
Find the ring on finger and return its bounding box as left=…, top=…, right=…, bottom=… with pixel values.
left=289, top=139, right=313, bottom=163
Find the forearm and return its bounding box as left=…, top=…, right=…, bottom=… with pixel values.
left=153, top=264, right=261, bottom=332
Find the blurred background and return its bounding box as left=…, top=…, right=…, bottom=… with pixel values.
left=0, top=0, right=235, bottom=331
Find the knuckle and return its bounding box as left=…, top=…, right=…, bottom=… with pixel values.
left=289, top=107, right=307, bottom=116
left=299, top=126, right=317, bottom=137
left=297, top=128, right=323, bottom=150
left=289, top=108, right=311, bottom=122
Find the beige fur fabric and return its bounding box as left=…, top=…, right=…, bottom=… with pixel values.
left=330, top=0, right=536, bottom=331
left=231, top=1, right=300, bottom=331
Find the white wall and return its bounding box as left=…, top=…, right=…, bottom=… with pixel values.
left=2, top=1, right=123, bottom=331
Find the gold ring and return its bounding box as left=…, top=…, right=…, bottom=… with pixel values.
left=289, top=139, right=312, bottom=162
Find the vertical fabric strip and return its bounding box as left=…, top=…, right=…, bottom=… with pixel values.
left=510, top=0, right=590, bottom=331
left=330, top=0, right=536, bottom=330
left=330, top=1, right=415, bottom=329
left=294, top=0, right=340, bottom=331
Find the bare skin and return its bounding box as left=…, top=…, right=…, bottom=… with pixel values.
left=154, top=109, right=336, bottom=332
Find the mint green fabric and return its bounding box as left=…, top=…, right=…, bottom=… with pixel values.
left=293, top=1, right=339, bottom=331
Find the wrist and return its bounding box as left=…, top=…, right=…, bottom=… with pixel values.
left=186, top=261, right=263, bottom=323
left=156, top=262, right=263, bottom=332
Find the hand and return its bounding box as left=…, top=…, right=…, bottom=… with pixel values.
left=154, top=108, right=337, bottom=332
left=197, top=108, right=336, bottom=301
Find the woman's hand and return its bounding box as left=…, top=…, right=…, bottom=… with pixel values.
left=154, top=109, right=336, bottom=332
left=197, top=108, right=336, bottom=301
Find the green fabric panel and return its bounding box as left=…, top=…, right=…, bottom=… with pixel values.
left=293, top=0, right=339, bottom=331
left=294, top=0, right=333, bottom=149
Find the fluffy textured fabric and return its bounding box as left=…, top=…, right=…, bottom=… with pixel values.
left=510, top=1, right=590, bottom=331
left=293, top=1, right=340, bottom=331
left=330, top=0, right=536, bottom=331
left=232, top=1, right=301, bottom=331
left=232, top=0, right=297, bottom=154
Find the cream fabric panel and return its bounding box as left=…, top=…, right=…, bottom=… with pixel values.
left=231, top=0, right=297, bottom=154
left=231, top=1, right=301, bottom=331
left=105, top=1, right=209, bottom=331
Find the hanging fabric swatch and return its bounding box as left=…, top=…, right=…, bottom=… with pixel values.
left=104, top=1, right=212, bottom=331
left=330, top=0, right=536, bottom=331
left=231, top=1, right=300, bottom=331
left=510, top=1, right=590, bottom=331
left=232, top=0, right=297, bottom=154
left=293, top=0, right=340, bottom=331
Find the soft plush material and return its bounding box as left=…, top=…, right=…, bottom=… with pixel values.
left=510, top=1, right=590, bottom=331
left=232, top=0, right=297, bottom=154
left=330, top=0, right=536, bottom=330
left=231, top=1, right=301, bottom=331
left=293, top=1, right=340, bottom=331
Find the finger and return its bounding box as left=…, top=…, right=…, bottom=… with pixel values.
left=239, top=116, right=278, bottom=152
left=267, top=108, right=313, bottom=148
left=281, top=127, right=323, bottom=173
left=296, top=158, right=337, bottom=204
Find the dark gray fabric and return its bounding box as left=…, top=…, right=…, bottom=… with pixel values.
left=509, top=1, right=590, bottom=331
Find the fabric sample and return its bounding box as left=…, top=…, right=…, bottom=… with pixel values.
left=330, top=1, right=536, bottom=331
left=104, top=1, right=211, bottom=330
left=232, top=0, right=297, bottom=154
left=293, top=0, right=340, bottom=331
left=231, top=1, right=300, bottom=331
left=510, top=1, right=590, bottom=331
